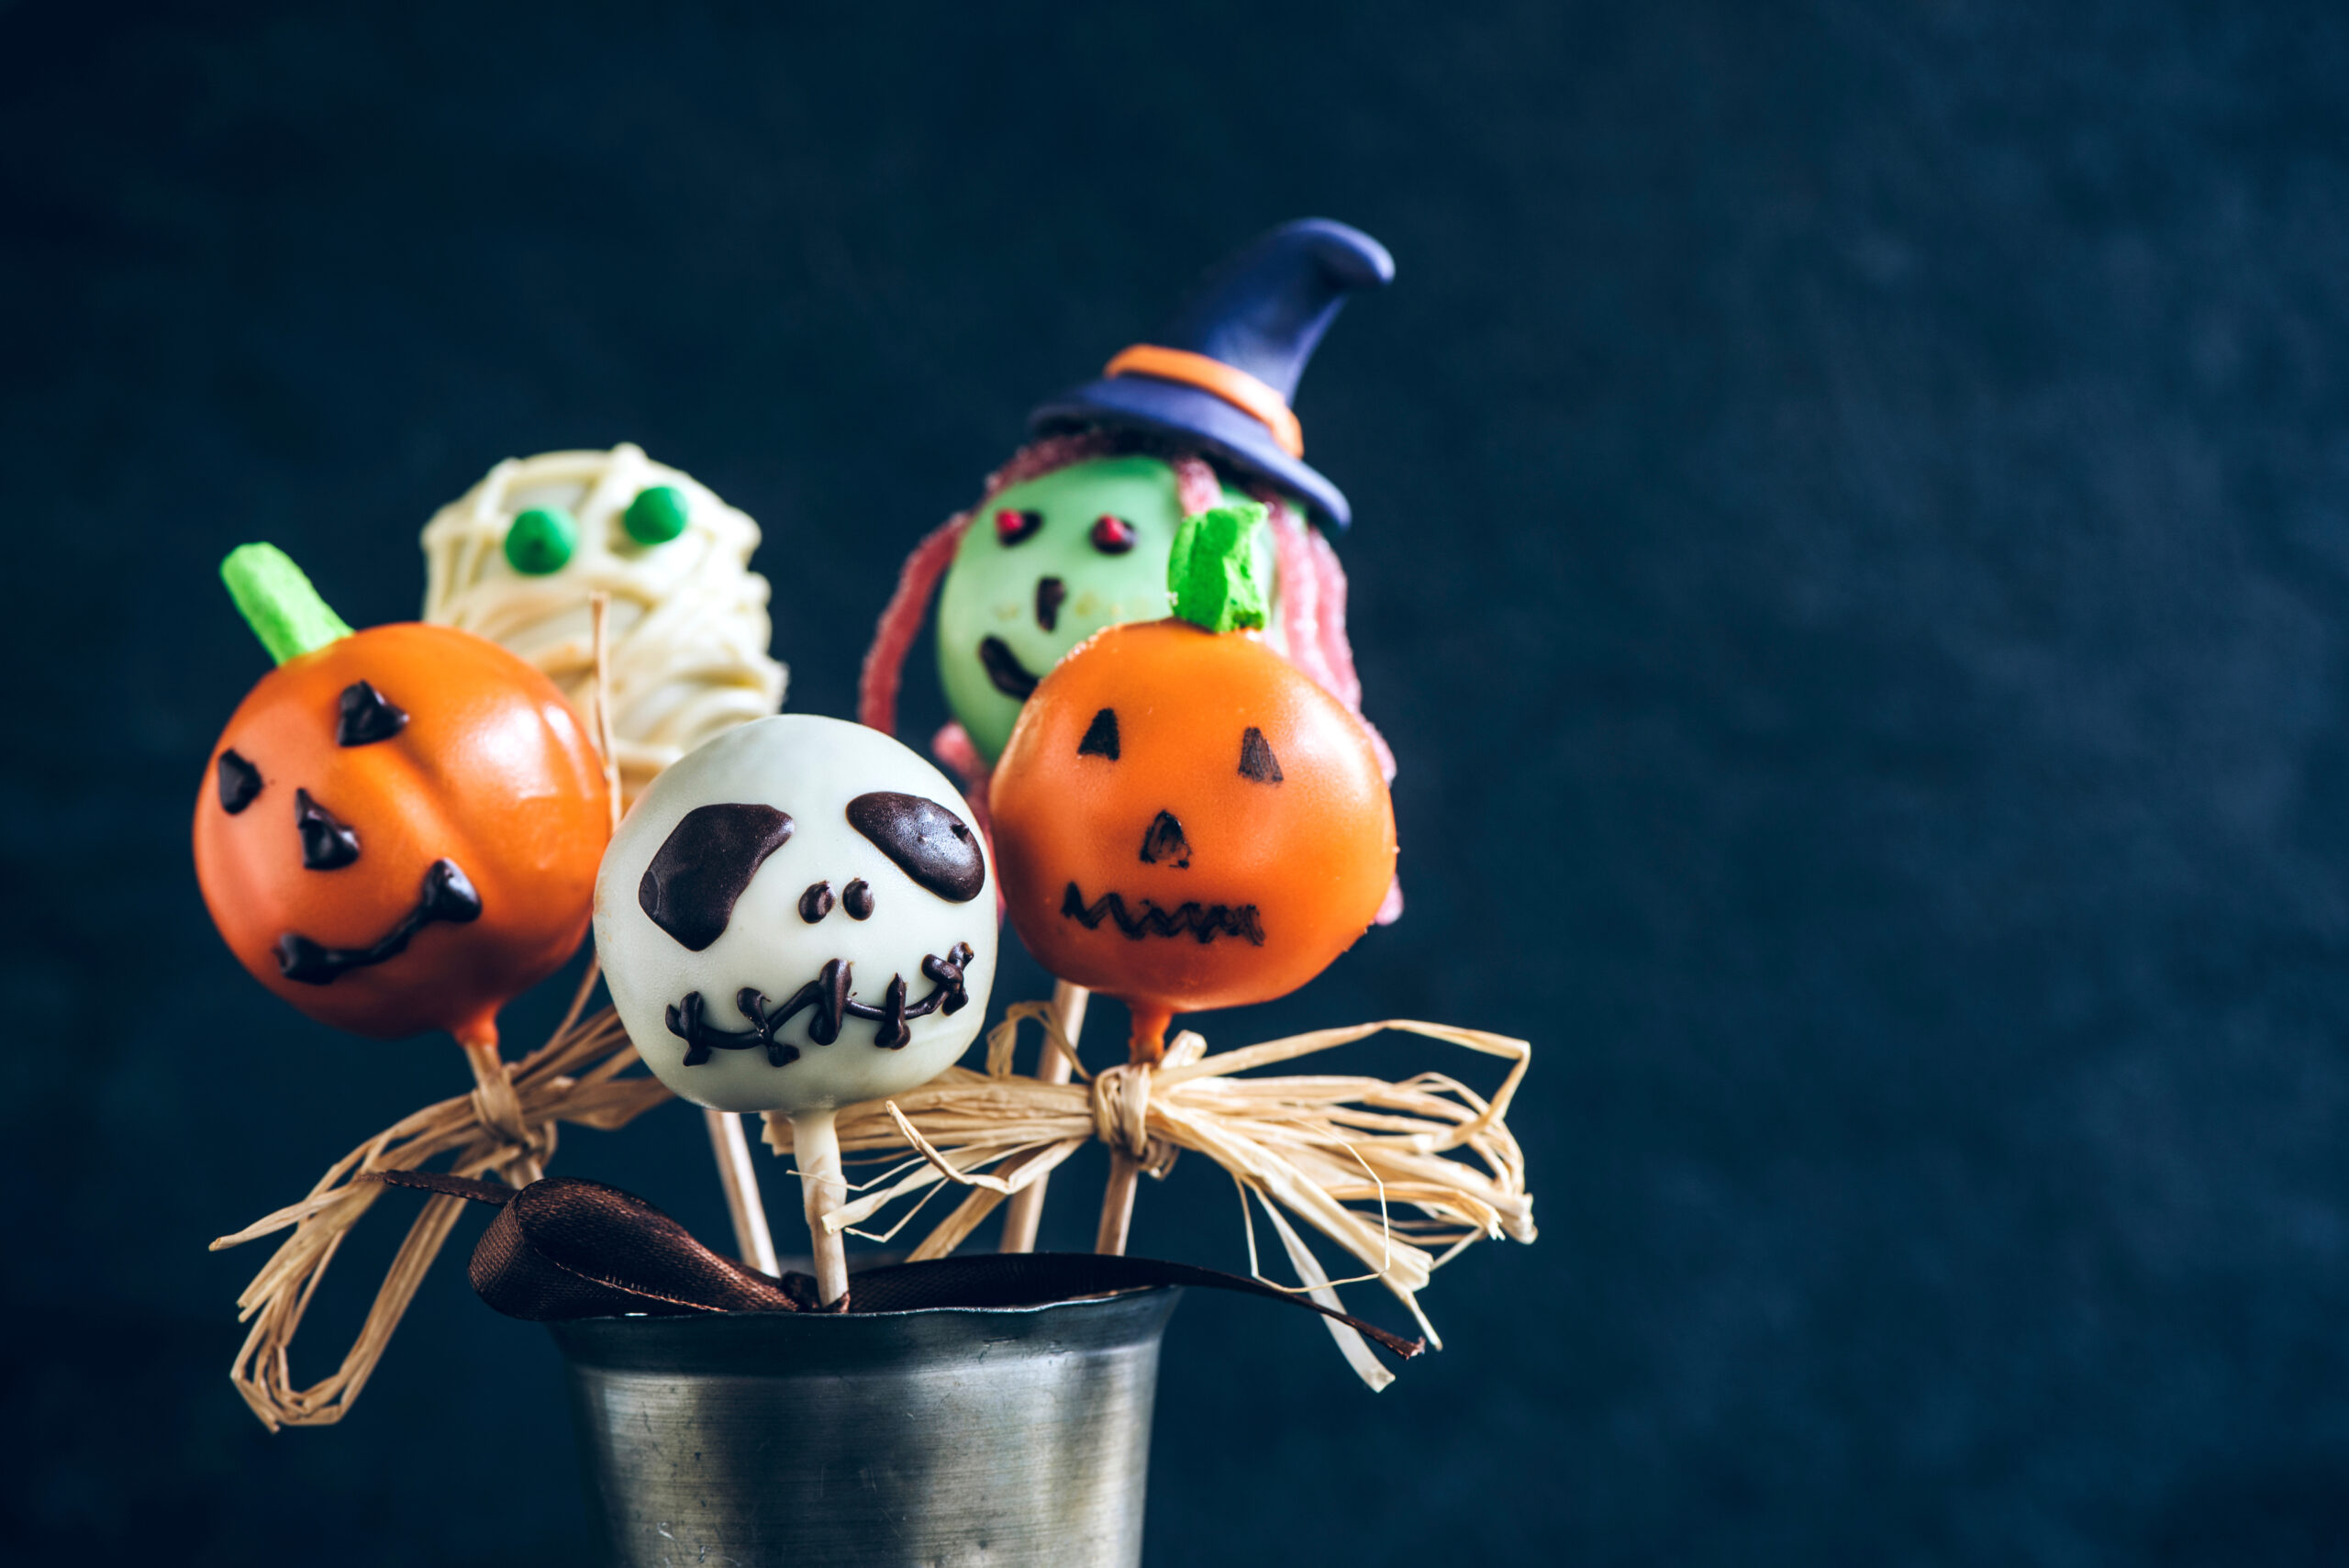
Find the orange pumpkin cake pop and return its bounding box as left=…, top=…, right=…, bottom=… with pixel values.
left=989, top=504, right=1396, bottom=1063
left=194, top=544, right=612, bottom=1054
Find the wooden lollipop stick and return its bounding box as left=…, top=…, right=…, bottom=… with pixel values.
left=702, top=1108, right=779, bottom=1274
left=997, top=980, right=1088, bottom=1253
left=1093, top=1002, right=1169, bottom=1256
left=1095, top=1151, right=1141, bottom=1256
left=792, top=1107, right=851, bottom=1307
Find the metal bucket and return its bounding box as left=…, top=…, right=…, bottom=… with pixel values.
left=549, top=1287, right=1180, bottom=1567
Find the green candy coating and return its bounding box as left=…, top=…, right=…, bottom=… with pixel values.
left=624, top=484, right=689, bottom=545
left=220, top=542, right=355, bottom=666
left=933, top=455, right=1277, bottom=762
left=505, top=506, right=577, bottom=574
left=1168, top=503, right=1269, bottom=633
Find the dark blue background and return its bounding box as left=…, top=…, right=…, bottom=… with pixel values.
left=7, top=1, right=2349, bottom=1562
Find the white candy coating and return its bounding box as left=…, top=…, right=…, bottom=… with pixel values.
left=421, top=443, right=788, bottom=804
left=594, top=715, right=998, bottom=1116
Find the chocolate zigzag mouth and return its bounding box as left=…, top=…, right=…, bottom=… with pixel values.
left=1061, top=882, right=1265, bottom=946
left=665, top=942, right=975, bottom=1067
left=275, top=858, right=483, bottom=984
left=977, top=636, right=1040, bottom=699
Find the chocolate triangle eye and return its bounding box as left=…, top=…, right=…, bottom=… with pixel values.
left=337, top=681, right=408, bottom=747
left=1077, top=707, right=1120, bottom=760
left=1238, top=727, right=1283, bottom=784
left=217, top=750, right=263, bottom=814
left=846, top=793, right=985, bottom=902
left=639, top=804, right=796, bottom=951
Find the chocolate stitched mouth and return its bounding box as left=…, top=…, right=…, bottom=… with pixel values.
left=274, top=858, right=483, bottom=984
left=1061, top=882, right=1264, bottom=946
left=977, top=636, right=1040, bottom=699
left=665, top=942, right=976, bottom=1067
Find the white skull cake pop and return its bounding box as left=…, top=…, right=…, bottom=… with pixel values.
left=595, top=714, right=998, bottom=1117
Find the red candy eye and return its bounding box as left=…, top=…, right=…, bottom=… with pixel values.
left=1089, top=514, right=1136, bottom=554
left=995, top=508, right=1043, bottom=546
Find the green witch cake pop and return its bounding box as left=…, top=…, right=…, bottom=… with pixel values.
left=858, top=221, right=1401, bottom=928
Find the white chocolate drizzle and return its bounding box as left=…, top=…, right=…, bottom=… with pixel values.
left=421, top=443, right=786, bottom=804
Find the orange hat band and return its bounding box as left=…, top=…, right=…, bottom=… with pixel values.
left=1103, top=344, right=1306, bottom=459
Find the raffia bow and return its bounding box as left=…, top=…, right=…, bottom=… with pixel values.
left=764, top=1004, right=1534, bottom=1390
left=207, top=973, right=670, bottom=1429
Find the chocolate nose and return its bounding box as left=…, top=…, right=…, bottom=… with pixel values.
left=1139, top=809, right=1191, bottom=869
left=1036, top=575, right=1067, bottom=632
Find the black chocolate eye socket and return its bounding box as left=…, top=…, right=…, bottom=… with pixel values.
left=217, top=750, right=263, bottom=814
left=842, top=879, right=875, bottom=919
left=1238, top=727, right=1284, bottom=784
left=1077, top=708, right=1120, bottom=760
left=993, top=507, right=1044, bottom=547
left=845, top=792, right=985, bottom=903
left=639, top=803, right=796, bottom=951
left=799, top=881, right=835, bottom=923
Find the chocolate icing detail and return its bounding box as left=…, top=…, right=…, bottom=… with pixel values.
left=295, top=788, right=362, bottom=871
left=1035, top=575, right=1067, bottom=632
left=1139, top=809, right=1192, bottom=868
left=994, top=507, right=1043, bottom=546
left=1239, top=726, right=1284, bottom=784
left=335, top=681, right=409, bottom=747
left=1090, top=513, right=1137, bottom=555
left=798, top=881, right=835, bottom=923
left=845, top=792, right=986, bottom=902
left=217, top=750, right=264, bottom=814
left=1061, top=882, right=1264, bottom=946
left=1077, top=707, right=1120, bottom=760
left=664, top=942, right=976, bottom=1064
left=842, top=879, right=874, bottom=920
left=638, top=803, right=796, bottom=952
left=274, top=858, right=483, bottom=984
left=977, top=636, right=1040, bottom=699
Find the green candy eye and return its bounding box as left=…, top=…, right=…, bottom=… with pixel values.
left=505, top=506, right=577, bottom=574
left=624, top=484, right=688, bottom=545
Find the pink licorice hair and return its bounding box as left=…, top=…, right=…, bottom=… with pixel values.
left=856, top=429, right=1401, bottom=922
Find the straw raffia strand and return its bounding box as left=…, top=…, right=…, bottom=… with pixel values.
left=208, top=973, right=674, bottom=1429
left=764, top=1006, right=1534, bottom=1390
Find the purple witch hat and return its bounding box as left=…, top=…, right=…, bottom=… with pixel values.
left=1027, top=217, right=1394, bottom=528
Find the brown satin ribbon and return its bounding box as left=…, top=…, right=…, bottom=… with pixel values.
left=373, top=1169, right=1423, bottom=1359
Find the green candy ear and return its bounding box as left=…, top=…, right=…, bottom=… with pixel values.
left=1167, top=502, right=1269, bottom=634
left=220, top=543, right=356, bottom=665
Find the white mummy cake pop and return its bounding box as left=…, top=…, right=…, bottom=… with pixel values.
left=593, top=715, right=998, bottom=1303
left=421, top=443, right=787, bottom=804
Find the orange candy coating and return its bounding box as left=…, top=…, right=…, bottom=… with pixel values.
left=193, top=622, right=612, bottom=1048
left=989, top=618, right=1396, bottom=1043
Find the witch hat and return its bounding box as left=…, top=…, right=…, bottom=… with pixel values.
left=1028, top=218, right=1394, bottom=528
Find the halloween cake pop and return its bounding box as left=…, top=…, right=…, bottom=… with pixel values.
left=990, top=504, right=1394, bottom=1252
left=860, top=221, right=1399, bottom=830
left=991, top=504, right=1394, bottom=1057
left=422, top=443, right=786, bottom=805
left=195, top=545, right=612, bottom=1061
left=594, top=714, right=999, bottom=1303
left=860, top=222, right=1404, bottom=1251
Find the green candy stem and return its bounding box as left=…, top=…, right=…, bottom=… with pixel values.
left=220, top=543, right=356, bottom=665
left=1167, top=502, right=1270, bottom=634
